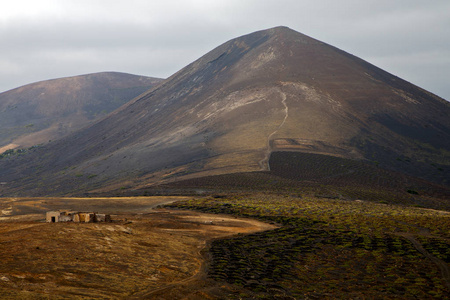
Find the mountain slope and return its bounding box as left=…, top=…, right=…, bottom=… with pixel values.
left=0, top=26, right=448, bottom=196
left=0, top=72, right=163, bottom=153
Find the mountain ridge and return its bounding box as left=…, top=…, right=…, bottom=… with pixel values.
left=0, top=72, right=163, bottom=153
left=0, top=26, right=448, bottom=196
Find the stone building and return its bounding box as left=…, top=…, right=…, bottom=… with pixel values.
left=46, top=210, right=110, bottom=223
left=73, top=212, right=95, bottom=223
left=46, top=210, right=77, bottom=223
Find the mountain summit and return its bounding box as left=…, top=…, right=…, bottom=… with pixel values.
left=0, top=72, right=162, bottom=153
left=0, top=26, right=449, bottom=195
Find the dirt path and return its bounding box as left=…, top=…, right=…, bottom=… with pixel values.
left=0, top=196, right=189, bottom=221
left=131, top=240, right=208, bottom=299
left=131, top=213, right=277, bottom=299
left=395, top=232, right=450, bottom=290
left=259, top=89, right=288, bottom=171
left=0, top=208, right=276, bottom=299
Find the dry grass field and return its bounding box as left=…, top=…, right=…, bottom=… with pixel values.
left=0, top=197, right=275, bottom=299
left=1, top=190, right=449, bottom=299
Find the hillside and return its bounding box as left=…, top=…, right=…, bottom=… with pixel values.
left=0, top=72, right=162, bottom=153
left=0, top=26, right=448, bottom=196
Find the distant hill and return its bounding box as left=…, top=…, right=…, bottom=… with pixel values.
left=0, top=27, right=448, bottom=197
left=0, top=72, right=163, bottom=153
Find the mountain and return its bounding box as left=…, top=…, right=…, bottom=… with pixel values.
left=0, top=26, right=449, bottom=196
left=0, top=72, right=163, bottom=153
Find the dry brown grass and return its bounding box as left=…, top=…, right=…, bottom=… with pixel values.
left=0, top=197, right=274, bottom=299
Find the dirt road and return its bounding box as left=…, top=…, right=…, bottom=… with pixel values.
left=0, top=197, right=276, bottom=299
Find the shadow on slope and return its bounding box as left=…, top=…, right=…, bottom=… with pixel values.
left=135, top=152, right=450, bottom=210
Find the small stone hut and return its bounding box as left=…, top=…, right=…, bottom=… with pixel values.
left=46, top=210, right=110, bottom=223
left=95, top=214, right=111, bottom=222
left=46, top=210, right=77, bottom=223
left=73, top=212, right=95, bottom=223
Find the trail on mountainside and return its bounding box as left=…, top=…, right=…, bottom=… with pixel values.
left=395, top=232, right=450, bottom=290
left=259, top=90, right=288, bottom=171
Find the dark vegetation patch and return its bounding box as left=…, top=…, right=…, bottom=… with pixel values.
left=418, top=237, right=450, bottom=263
left=0, top=145, right=42, bottom=159
left=158, top=152, right=449, bottom=210
left=166, top=195, right=450, bottom=299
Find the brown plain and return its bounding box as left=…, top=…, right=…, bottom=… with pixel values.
left=0, top=197, right=275, bottom=299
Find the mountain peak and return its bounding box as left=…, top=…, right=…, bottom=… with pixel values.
left=0, top=28, right=448, bottom=196
left=265, top=25, right=307, bottom=36
left=257, top=25, right=294, bottom=35
left=249, top=26, right=319, bottom=43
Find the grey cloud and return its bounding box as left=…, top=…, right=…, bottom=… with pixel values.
left=0, top=0, right=449, bottom=100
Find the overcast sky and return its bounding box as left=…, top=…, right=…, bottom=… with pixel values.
left=1, top=0, right=449, bottom=100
